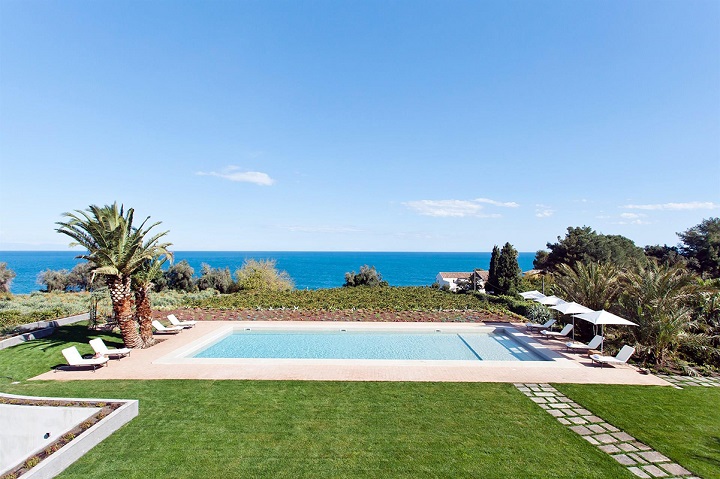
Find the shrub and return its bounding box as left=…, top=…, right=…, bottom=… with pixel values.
left=197, top=264, right=234, bottom=293
left=524, top=302, right=553, bottom=323
left=344, top=265, right=388, bottom=287
left=484, top=294, right=536, bottom=317
left=67, top=262, right=104, bottom=291
left=37, top=269, right=70, bottom=292
left=0, top=262, right=16, bottom=293
left=235, top=259, right=294, bottom=292
left=164, top=260, right=197, bottom=292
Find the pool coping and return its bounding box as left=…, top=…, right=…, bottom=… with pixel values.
left=30, top=321, right=671, bottom=385
left=154, top=322, right=571, bottom=365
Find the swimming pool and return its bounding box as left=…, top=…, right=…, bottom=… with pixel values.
left=191, top=328, right=549, bottom=362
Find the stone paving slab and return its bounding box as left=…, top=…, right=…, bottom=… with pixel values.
left=516, top=383, right=701, bottom=479
left=657, top=375, right=720, bottom=389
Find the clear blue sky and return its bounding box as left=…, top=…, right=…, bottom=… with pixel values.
left=1, top=0, right=718, bottom=252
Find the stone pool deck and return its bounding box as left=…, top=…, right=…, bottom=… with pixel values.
left=32, top=321, right=670, bottom=385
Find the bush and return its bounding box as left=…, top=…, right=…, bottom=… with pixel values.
left=235, top=259, right=294, bottom=292
left=37, top=269, right=70, bottom=292
left=197, top=264, right=234, bottom=293
left=524, top=302, right=553, bottom=323
left=67, top=262, right=104, bottom=291
left=0, top=262, right=16, bottom=293
left=344, top=265, right=388, bottom=287
left=484, top=294, right=536, bottom=317
left=165, top=260, right=197, bottom=292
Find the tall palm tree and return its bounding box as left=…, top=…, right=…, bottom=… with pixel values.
left=552, top=261, right=621, bottom=311
left=133, top=255, right=172, bottom=347
left=56, top=203, right=171, bottom=348
left=619, top=263, right=703, bottom=366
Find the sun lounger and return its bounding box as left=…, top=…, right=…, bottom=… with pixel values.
left=590, top=345, right=635, bottom=368
left=565, top=335, right=603, bottom=352
left=167, top=314, right=197, bottom=329
left=152, top=320, right=184, bottom=334
left=526, top=319, right=556, bottom=332
left=89, top=338, right=131, bottom=359
left=61, top=346, right=108, bottom=371
left=540, top=323, right=573, bottom=339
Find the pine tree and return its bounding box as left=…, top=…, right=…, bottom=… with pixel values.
left=487, top=245, right=500, bottom=294
left=496, top=242, right=521, bottom=295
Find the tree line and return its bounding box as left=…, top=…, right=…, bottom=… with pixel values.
left=527, top=218, right=720, bottom=372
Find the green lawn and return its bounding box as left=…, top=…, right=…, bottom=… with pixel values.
left=557, top=384, right=720, bottom=479
left=0, top=325, right=714, bottom=478
left=4, top=380, right=634, bottom=479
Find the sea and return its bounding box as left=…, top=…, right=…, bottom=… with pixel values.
left=0, top=251, right=537, bottom=295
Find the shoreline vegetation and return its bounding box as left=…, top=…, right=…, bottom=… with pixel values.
left=0, top=287, right=523, bottom=336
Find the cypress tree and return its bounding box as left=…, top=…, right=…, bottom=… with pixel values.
left=496, top=242, right=521, bottom=295
left=487, top=245, right=500, bottom=293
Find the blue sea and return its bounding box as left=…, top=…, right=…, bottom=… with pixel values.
left=0, top=251, right=537, bottom=295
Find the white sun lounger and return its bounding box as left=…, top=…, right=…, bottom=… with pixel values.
left=89, top=338, right=131, bottom=359
left=61, top=346, right=109, bottom=371
left=167, top=314, right=197, bottom=329
left=590, top=345, right=635, bottom=368
left=540, top=323, right=573, bottom=339
left=565, top=335, right=603, bottom=352
left=526, top=319, right=556, bottom=332
left=152, top=320, right=184, bottom=334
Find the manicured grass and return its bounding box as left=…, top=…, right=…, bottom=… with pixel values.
left=0, top=323, right=126, bottom=384
left=4, top=380, right=634, bottom=479
left=557, top=384, right=720, bottom=479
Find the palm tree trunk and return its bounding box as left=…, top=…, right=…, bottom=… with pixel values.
left=108, top=276, right=143, bottom=349
left=135, top=285, right=155, bottom=348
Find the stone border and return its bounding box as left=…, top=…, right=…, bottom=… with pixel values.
left=657, top=375, right=720, bottom=389
left=515, top=384, right=700, bottom=479
left=0, top=314, right=89, bottom=350
left=0, top=392, right=138, bottom=479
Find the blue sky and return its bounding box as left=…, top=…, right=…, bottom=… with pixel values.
left=1, top=0, right=718, bottom=252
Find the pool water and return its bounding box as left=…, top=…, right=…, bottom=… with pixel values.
left=192, top=330, right=548, bottom=361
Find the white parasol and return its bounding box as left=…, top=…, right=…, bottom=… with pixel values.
left=520, top=290, right=545, bottom=300
left=574, top=310, right=638, bottom=353
left=535, top=295, right=566, bottom=306
left=550, top=301, right=593, bottom=340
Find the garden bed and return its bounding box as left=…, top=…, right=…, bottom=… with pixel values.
left=159, top=308, right=517, bottom=323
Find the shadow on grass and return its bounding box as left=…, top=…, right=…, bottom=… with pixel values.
left=0, top=323, right=125, bottom=384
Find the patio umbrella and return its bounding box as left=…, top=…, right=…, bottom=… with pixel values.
left=574, top=310, right=638, bottom=353
left=519, top=290, right=545, bottom=300
left=550, top=301, right=593, bottom=340
left=535, top=295, right=566, bottom=306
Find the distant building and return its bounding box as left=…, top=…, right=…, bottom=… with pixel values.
left=522, top=269, right=544, bottom=277
left=436, top=270, right=488, bottom=292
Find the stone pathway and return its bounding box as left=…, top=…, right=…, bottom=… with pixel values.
left=657, top=375, right=720, bottom=389
left=515, top=383, right=700, bottom=479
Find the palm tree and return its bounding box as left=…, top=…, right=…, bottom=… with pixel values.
left=619, top=263, right=703, bottom=366
left=552, top=261, right=621, bottom=311
left=133, top=256, right=172, bottom=347
left=56, top=203, right=171, bottom=348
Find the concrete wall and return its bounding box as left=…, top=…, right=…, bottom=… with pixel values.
left=0, top=393, right=138, bottom=479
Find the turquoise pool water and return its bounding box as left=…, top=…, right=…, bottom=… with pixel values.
left=192, top=330, right=548, bottom=361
